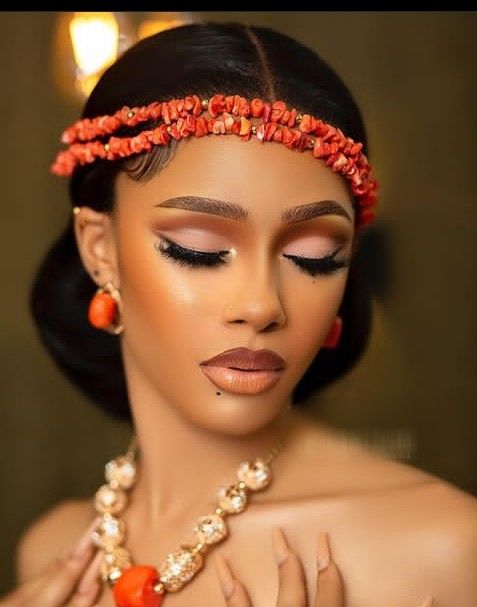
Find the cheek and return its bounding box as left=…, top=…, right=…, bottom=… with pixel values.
left=116, top=215, right=348, bottom=382
left=116, top=226, right=221, bottom=356
left=283, top=271, right=348, bottom=361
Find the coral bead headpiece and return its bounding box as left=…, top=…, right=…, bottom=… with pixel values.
left=51, top=93, right=378, bottom=231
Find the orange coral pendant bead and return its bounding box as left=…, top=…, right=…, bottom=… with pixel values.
left=88, top=291, right=117, bottom=329
left=113, top=565, right=165, bottom=607
left=323, top=316, right=342, bottom=349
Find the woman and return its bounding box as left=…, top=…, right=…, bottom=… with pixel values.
left=4, top=20, right=477, bottom=607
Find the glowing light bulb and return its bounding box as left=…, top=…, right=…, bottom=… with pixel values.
left=69, top=12, right=119, bottom=96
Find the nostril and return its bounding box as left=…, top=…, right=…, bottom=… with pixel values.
left=257, top=319, right=281, bottom=334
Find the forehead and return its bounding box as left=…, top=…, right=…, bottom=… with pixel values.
left=117, top=134, right=355, bottom=219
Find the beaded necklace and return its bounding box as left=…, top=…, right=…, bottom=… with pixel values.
left=90, top=436, right=284, bottom=606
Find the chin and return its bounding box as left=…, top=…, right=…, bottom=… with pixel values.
left=182, top=394, right=286, bottom=437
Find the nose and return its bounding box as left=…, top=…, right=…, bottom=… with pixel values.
left=223, top=263, right=287, bottom=333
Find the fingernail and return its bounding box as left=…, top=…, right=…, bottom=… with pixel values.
left=419, top=596, right=434, bottom=607
left=317, top=531, right=330, bottom=572
left=70, top=516, right=100, bottom=559
left=214, top=553, right=235, bottom=599
left=272, top=526, right=289, bottom=566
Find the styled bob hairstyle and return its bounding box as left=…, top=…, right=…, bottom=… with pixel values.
left=30, top=21, right=375, bottom=425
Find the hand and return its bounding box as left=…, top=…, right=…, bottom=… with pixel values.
left=214, top=527, right=434, bottom=607
left=1, top=517, right=103, bottom=607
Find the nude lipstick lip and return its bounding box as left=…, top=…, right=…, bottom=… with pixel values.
left=199, top=347, right=285, bottom=395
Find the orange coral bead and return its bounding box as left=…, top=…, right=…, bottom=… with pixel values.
left=113, top=565, right=164, bottom=607
left=88, top=291, right=117, bottom=329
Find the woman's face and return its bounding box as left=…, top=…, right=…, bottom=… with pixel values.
left=110, top=135, right=355, bottom=435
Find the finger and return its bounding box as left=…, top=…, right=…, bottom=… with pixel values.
left=3, top=518, right=100, bottom=606
left=4, top=557, right=65, bottom=606
left=32, top=517, right=100, bottom=606
left=272, top=527, right=307, bottom=607
left=418, top=597, right=434, bottom=607
left=70, top=575, right=102, bottom=607
left=69, top=550, right=104, bottom=607
left=10, top=516, right=100, bottom=600
left=33, top=550, right=97, bottom=606
left=41, top=515, right=101, bottom=579
left=214, top=553, right=253, bottom=607
left=314, top=532, right=344, bottom=607
left=61, top=516, right=102, bottom=561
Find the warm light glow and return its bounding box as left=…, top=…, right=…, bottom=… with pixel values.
left=56, top=12, right=196, bottom=100
left=69, top=12, right=119, bottom=77
left=137, top=18, right=184, bottom=40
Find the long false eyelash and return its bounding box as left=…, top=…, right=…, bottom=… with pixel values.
left=282, top=247, right=350, bottom=277
left=155, top=237, right=349, bottom=277
left=154, top=237, right=229, bottom=267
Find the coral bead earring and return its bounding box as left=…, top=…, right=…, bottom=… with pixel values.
left=88, top=281, right=124, bottom=335
left=89, top=291, right=116, bottom=328
left=322, top=316, right=342, bottom=349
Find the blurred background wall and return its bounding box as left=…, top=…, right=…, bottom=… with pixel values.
left=1, top=11, right=476, bottom=594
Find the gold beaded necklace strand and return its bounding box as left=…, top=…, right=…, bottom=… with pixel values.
left=90, top=435, right=284, bottom=606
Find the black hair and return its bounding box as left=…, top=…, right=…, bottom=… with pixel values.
left=30, top=21, right=375, bottom=424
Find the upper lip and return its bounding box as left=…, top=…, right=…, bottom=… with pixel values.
left=201, top=347, right=285, bottom=371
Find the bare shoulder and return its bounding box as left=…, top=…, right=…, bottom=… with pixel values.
left=399, top=477, right=477, bottom=583
left=313, top=430, right=477, bottom=557
left=338, top=438, right=477, bottom=525
left=295, top=415, right=474, bottom=502
left=15, top=497, right=95, bottom=584
left=363, top=455, right=477, bottom=553
left=288, top=422, right=477, bottom=604
left=333, top=450, right=477, bottom=604
left=366, top=474, right=477, bottom=606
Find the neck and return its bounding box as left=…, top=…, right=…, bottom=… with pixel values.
left=123, top=378, right=305, bottom=531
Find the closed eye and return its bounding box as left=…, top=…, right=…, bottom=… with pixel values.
left=154, top=237, right=350, bottom=276
left=154, top=237, right=229, bottom=267
left=283, top=248, right=350, bottom=277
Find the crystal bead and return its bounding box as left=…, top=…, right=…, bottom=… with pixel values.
left=217, top=483, right=248, bottom=514
left=194, top=514, right=227, bottom=545
left=159, top=545, right=204, bottom=592
left=100, top=548, right=131, bottom=584
left=101, top=546, right=131, bottom=571
left=91, top=513, right=126, bottom=550
left=94, top=483, right=128, bottom=514
left=105, top=456, right=136, bottom=489
left=237, top=458, right=272, bottom=491
left=102, top=565, right=122, bottom=586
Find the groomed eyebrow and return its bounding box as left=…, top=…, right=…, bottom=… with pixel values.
left=282, top=200, right=352, bottom=224
left=155, top=195, right=352, bottom=224
left=156, top=196, right=247, bottom=221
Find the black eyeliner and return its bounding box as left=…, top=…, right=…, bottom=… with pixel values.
left=154, top=237, right=229, bottom=267
left=282, top=247, right=349, bottom=277
left=155, top=236, right=349, bottom=277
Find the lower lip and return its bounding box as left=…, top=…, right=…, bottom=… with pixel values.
left=199, top=365, right=283, bottom=395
